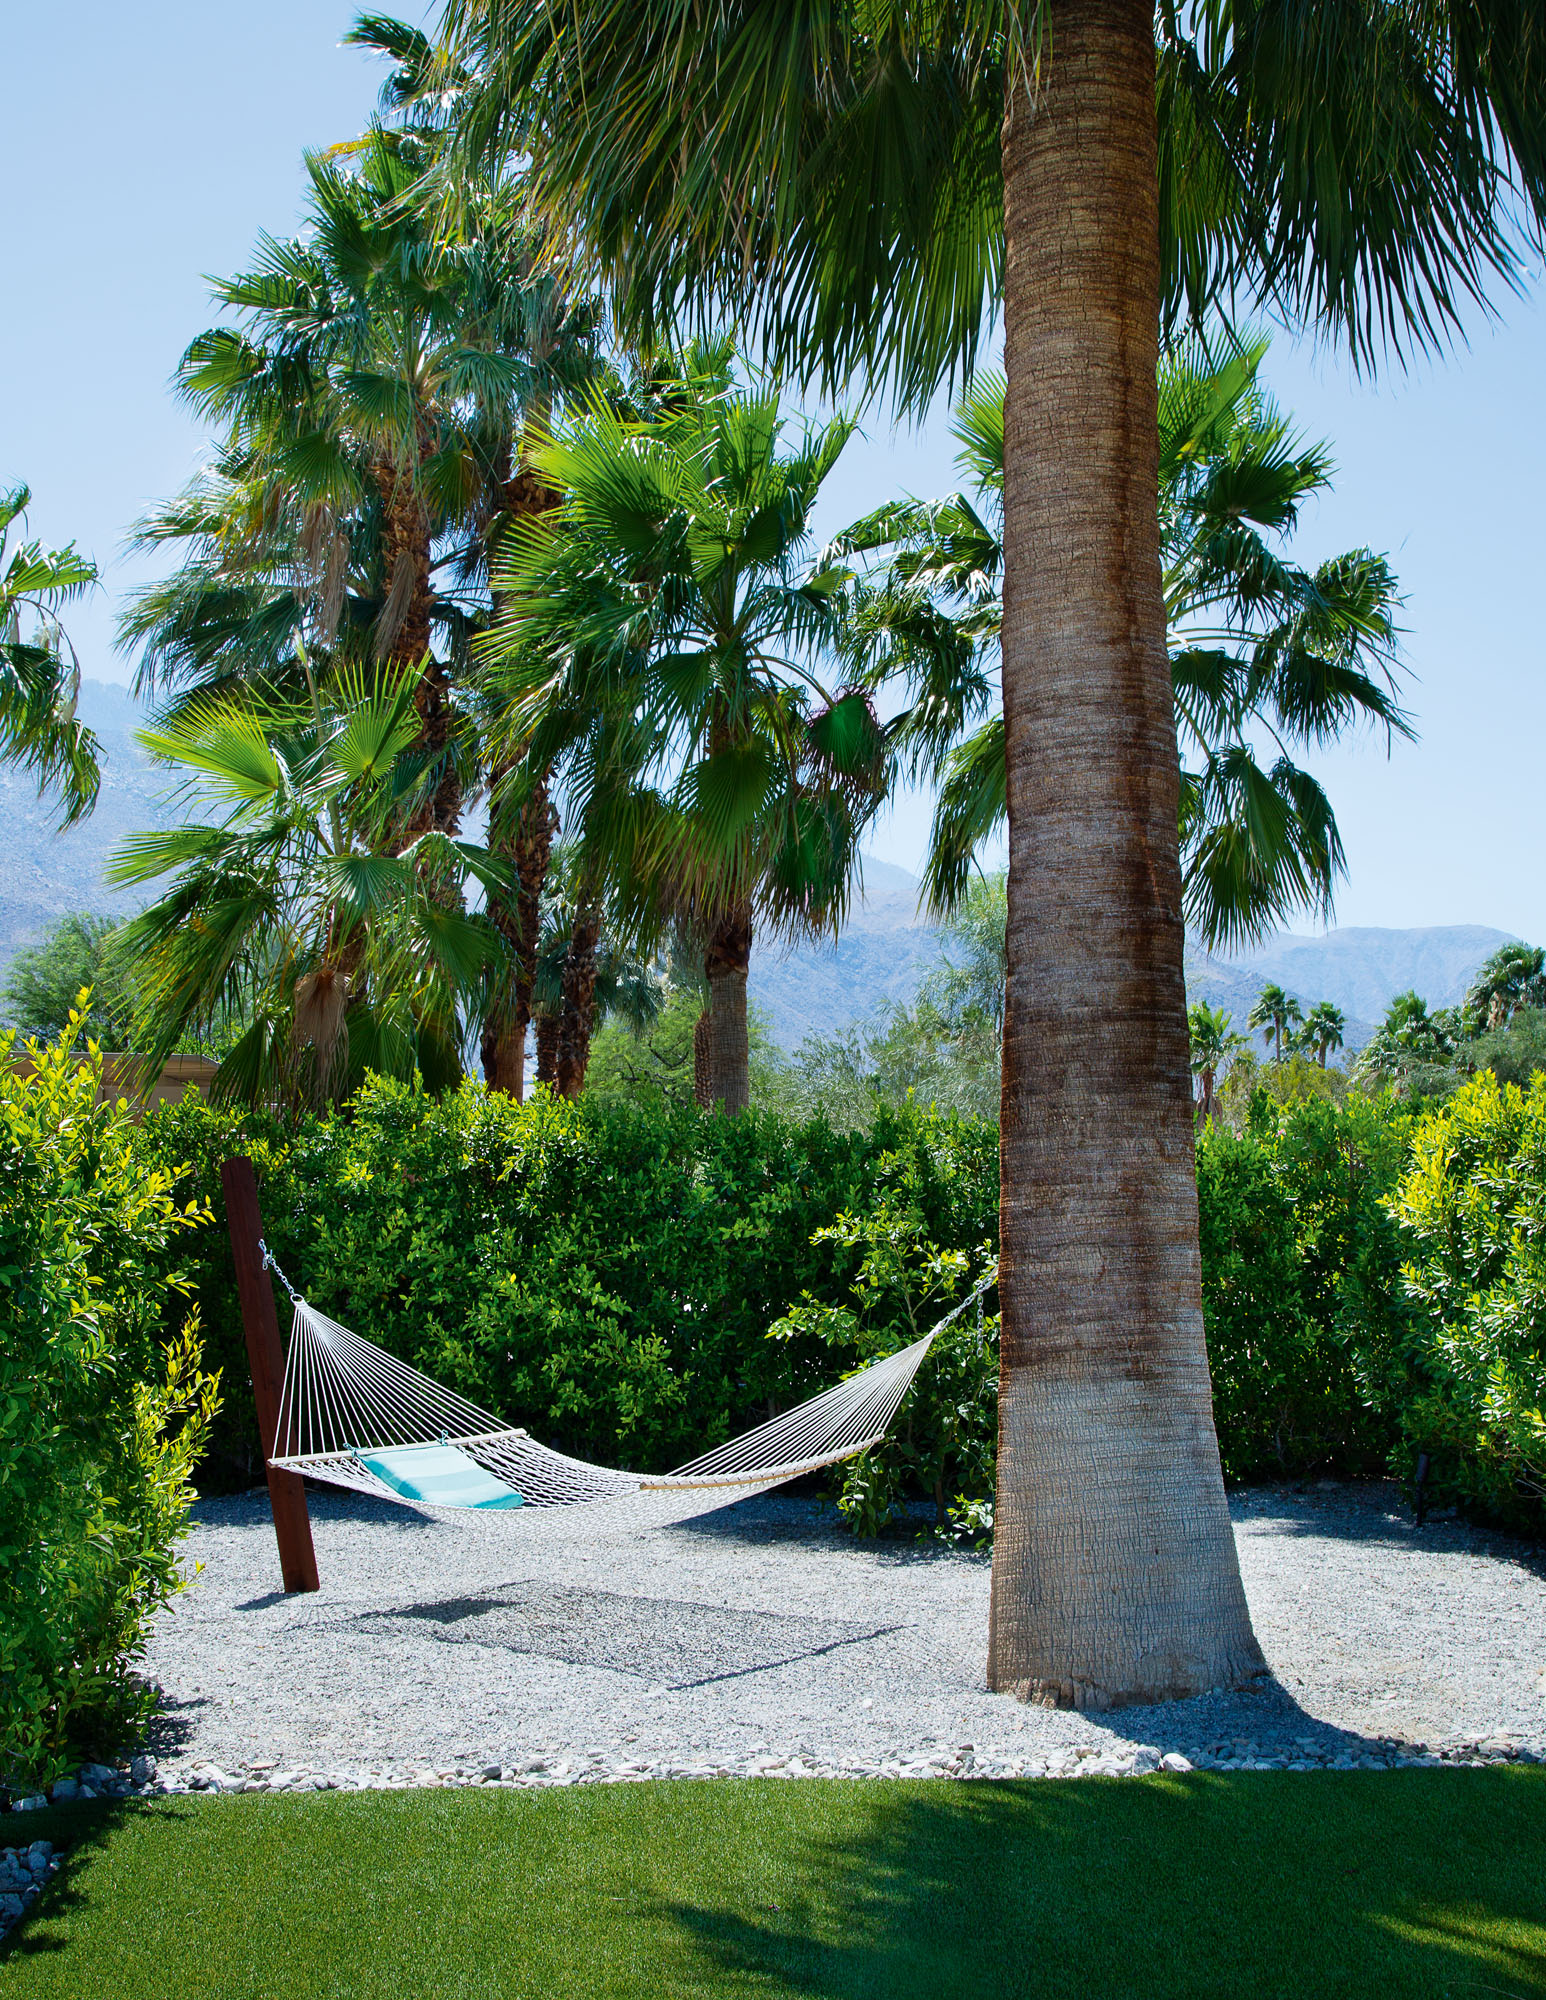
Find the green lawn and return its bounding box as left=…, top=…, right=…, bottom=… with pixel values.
left=3, top=1769, right=1544, bottom=1999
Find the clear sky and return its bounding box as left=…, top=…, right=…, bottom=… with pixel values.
left=6, top=4, right=1543, bottom=939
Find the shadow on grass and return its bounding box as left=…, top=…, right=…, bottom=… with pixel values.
left=0, top=1798, right=143, bottom=1967
left=664, top=1774, right=1546, bottom=2000
left=2, top=1774, right=1541, bottom=1998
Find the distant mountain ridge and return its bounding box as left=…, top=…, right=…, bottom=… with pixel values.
left=1, top=679, right=179, bottom=989
left=0, top=681, right=1524, bottom=1057
left=749, top=857, right=939, bottom=1049
left=1185, top=923, right=1518, bottom=1057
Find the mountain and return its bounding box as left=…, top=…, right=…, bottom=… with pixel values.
left=0, top=679, right=180, bottom=986
left=2, top=687, right=1525, bottom=1059
left=749, top=857, right=940, bottom=1049
left=1186, top=922, right=1519, bottom=1057
left=1228, top=925, right=1518, bottom=1020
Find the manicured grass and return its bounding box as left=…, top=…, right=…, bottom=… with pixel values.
left=3, top=1769, right=1544, bottom=1999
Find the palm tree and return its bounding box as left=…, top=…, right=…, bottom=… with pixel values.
left=443, top=0, right=1546, bottom=1706
left=1301, top=1001, right=1347, bottom=1069
left=1464, top=943, right=1546, bottom=1034
left=835, top=341, right=1407, bottom=946
left=120, top=72, right=602, bottom=1095
left=1354, top=988, right=1460, bottom=1091
left=523, top=875, right=664, bottom=1096
left=168, top=125, right=548, bottom=834
left=0, top=486, right=102, bottom=823
left=1247, top=983, right=1303, bottom=1064
left=1187, top=1002, right=1243, bottom=1124
left=109, top=667, right=501, bottom=1109
left=488, top=357, right=885, bottom=1112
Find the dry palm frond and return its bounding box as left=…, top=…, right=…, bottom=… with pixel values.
left=375, top=547, right=416, bottom=658
left=320, top=531, right=351, bottom=643
left=294, top=963, right=352, bottom=1097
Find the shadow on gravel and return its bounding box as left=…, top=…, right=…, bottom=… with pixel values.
left=1231, top=1482, right=1546, bottom=1577
left=192, top=1486, right=442, bottom=1533
left=141, top=1698, right=208, bottom=1763
left=664, top=1773, right=1546, bottom=1999
left=355, top=1581, right=906, bottom=1690
left=661, top=1493, right=980, bottom=1567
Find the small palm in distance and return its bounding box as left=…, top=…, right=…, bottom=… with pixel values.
left=1301, top=1001, right=1347, bottom=1068
left=1248, top=982, right=1303, bottom=1063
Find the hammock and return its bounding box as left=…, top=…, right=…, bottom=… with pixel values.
left=262, top=1251, right=990, bottom=1516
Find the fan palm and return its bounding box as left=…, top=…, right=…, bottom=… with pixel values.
left=0, top=486, right=102, bottom=824
left=836, top=341, right=1408, bottom=947
left=120, top=69, right=601, bottom=1091
left=523, top=872, right=665, bottom=1096
left=1464, top=943, right=1546, bottom=1033
left=443, top=0, right=1546, bottom=1706
left=108, top=665, right=502, bottom=1109
left=1301, top=1001, right=1347, bottom=1068
left=168, top=124, right=547, bottom=832
left=1247, top=982, right=1302, bottom=1063
left=487, top=357, right=886, bottom=1112
left=1355, top=987, right=1459, bottom=1086
left=1186, top=1001, right=1243, bottom=1123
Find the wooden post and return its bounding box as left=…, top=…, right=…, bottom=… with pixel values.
left=220, top=1155, right=320, bottom=1594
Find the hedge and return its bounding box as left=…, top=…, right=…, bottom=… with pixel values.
left=122, top=1068, right=1546, bottom=1543
left=1389, top=1071, right=1546, bottom=1531
left=1, top=1024, right=218, bottom=1787
left=134, top=1077, right=999, bottom=1503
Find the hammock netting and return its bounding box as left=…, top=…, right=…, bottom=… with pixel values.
left=264, top=1277, right=978, bottom=1516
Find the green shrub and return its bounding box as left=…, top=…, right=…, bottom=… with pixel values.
left=1389, top=1071, right=1546, bottom=1531
left=135, top=1081, right=998, bottom=1489
left=0, top=1020, right=219, bottom=1787
left=768, top=1143, right=998, bottom=1536
left=130, top=1070, right=1542, bottom=1542
left=1195, top=1100, right=1411, bottom=1481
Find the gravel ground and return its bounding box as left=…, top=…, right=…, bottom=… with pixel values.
left=101, top=1478, right=1544, bottom=1792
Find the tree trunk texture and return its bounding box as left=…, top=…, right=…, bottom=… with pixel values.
left=377, top=454, right=460, bottom=836
left=555, top=903, right=600, bottom=1101
left=989, top=0, right=1261, bottom=1708
left=692, top=1008, right=713, bottom=1111
left=704, top=906, right=752, bottom=1115
left=481, top=771, right=557, bottom=1099
left=534, top=1010, right=559, bottom=1087
left=479, top=443, right=565, bottom=1094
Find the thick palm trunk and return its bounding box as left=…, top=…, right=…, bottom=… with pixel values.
left=989, top=0, right=1260, bottom=1708
left=378, top=457, right=460, bottom=837
left=555, top=902, right=600, bottom=1100
left=692, top=1008, right=713, bottom=1111
left=481, top=444, right=564, bottom=1095
left=704, top=906, right=751, bottom=1115
left=481, top=771, right=557, bottom=1098
left=534, top=1010, right=559, bottom=1087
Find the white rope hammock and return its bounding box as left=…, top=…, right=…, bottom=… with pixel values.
left=261, top=1249, right=992, bottom=1517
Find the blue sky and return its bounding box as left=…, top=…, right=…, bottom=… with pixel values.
left=7, top=3, right=1543, bottom=939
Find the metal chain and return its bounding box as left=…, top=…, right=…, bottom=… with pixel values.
left=258, top=1238, right=303, bottom=1306
left=927, top=1261, right=998, bottom=1343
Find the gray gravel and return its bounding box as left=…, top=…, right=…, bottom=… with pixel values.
left=118, top=1480, right=1545, bottom=1788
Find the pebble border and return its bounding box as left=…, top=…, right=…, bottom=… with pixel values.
left=0, top=1841, right=58, bottom=1942
left=8, top=1731, right=1541, bottom=1810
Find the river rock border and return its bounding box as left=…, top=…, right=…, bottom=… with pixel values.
left=6, top=1732, right=1540, bottom=1816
